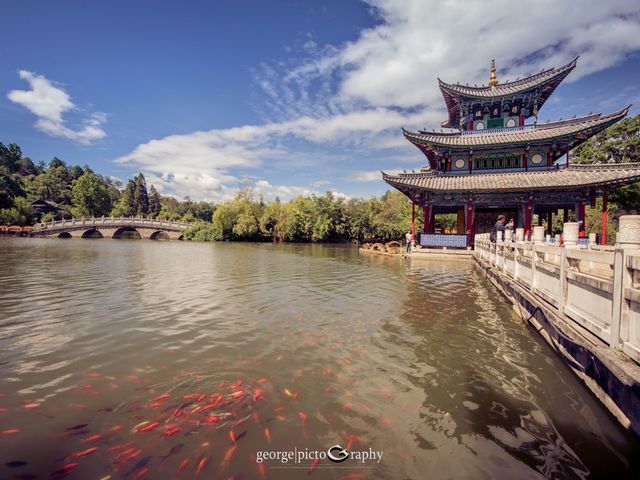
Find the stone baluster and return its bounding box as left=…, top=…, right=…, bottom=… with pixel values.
left=515, top=227, right=525, bottom=242
left=532, top=226, right=545, bottom=243
left=612, top=216, right=640, bottom=350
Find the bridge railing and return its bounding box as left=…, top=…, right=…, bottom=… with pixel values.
left=474, top=216, right=640, bottom=365
left=32, top=216, right=193, bottom=231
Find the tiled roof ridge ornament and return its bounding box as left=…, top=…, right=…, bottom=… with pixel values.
left=488, top=59, right=498, bottom=89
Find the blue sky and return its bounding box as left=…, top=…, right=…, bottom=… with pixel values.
left=2, top=0, right=640, bottom=201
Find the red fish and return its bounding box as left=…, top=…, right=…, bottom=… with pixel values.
left=229, top=431, right=236, bottom=444
left=201, top=415, right=220, bottom=424
left=132, top=468, right=149, bottom=480
left=309, top=458, right=320, bottom=475
left=256, top=378, right=270, bottom=383
left=152, top=393, right=170, bottom=402
left=108, top=425, right=123, bottom=433
left=51, top=462, right=79, bottom=476
left=342, top=403, right=353, bottom=411
left=66, top=446, right=98, bottom=459
left=1, top=429, right=20, bottom=435
left=263, top=428, right=272, bottom=443
left=137, top=422, right=160, bottom=433
left=258, top=463, right=267, bottom=479
left=221, top=445, right=237, bottom=467
left=252, top=389, right=264, bottom=402
left=195, top=456, right=208, bottom=478
left=117, top=449, right=142, bottom=465
left=176, top=458, right=189, bottom=475
left=162, top=427, right=181, bottom=438
left=297, top=411, right=308, bottom=426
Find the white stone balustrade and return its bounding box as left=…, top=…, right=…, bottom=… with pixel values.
left=474, top=215, right=640, bottom=365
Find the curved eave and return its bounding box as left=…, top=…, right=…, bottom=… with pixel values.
left=439, top=57, right=578, bottom=127
left=438, top=57, right=577, bottom=99
left=404, top=106, right=629, bottom=150
left=383, top=163, right=640, bottom=194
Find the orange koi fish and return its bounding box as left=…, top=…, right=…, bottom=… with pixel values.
left=263, top=427, right=272, bottom=443
left=1, top=429, right=19, bottom=435
left=283, top=389, right=297, bottom=399
left=176, top=458, right=190, bottom=475
left=221, top=445, right=237, bottom=467
left=162, top=427, right=181, bottom=438
left=309, top=458, right=320, bottom=475
left=138, top=422, right=160, bottom=433
left=132, top=468, right=149, bottom=480
left=195, top=456, right=208, bottom=478
left=258, top=462, right=267, bottom=479
left=229, top=431, right=236, bottom=444
left=256, top=378, right=270, bottom=383
left=51, top=463, right=79, bottom=476
left=67, top=446, right=98, bottom=459
left=108, top=424, right=123, bottom=433
left=297, top=411, right=308, bottom=426
left=152, top=393, right=170, bottom=402
left=252, top=389, right=264, bottom=402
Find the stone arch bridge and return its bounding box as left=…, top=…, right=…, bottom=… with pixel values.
left=31, top=217, right=192, bottom=240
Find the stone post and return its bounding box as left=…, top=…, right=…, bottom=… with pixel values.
left=505, top=229, right=513, bottom=242
left=611, top=215, right=640, bottom=350
left=563, top=222, right=579, bottom=247
left=532, top=226, right=545, bottom=243
left=496, top=230, right=503, bottom=243
left=515, top=227, right=525, bottom=242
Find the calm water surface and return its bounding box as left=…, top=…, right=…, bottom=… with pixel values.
left=0, top=238, right=638, bottom=479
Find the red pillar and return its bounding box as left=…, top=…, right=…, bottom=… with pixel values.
left=466, top=200, right=473, bottom=245
left=602, top=191, right=608, bottom=245
left=468, top=152, right=473, bottom=175
left=411, top=202, right=416, bottom=241
left=430, top=209, right=435, bottom=234
left=524, top=197, right=533, bottom=238
left=578, top=201, right=586, bottom=237
left=547, top=212, right=553, bottom=235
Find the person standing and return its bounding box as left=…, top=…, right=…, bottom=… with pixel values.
left=490, top=215, right=507, bottom=243
left=405, top=231, right=412, bottom=252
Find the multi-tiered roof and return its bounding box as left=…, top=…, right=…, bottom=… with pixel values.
left=384, top=57, right=636, bottom=194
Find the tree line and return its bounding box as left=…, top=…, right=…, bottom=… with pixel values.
left=0, top=141, right=434, bottom=242
left=1, top=113, right=638, bottom=242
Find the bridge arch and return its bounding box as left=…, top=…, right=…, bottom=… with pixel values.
left=58, top=232, right=72, bottom=239
left=81, top=229, right=104, bottom=239
left=113, top=227, right=141, bottom=240
left=149, top=230, right=170, bottom=240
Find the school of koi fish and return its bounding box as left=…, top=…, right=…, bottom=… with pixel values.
left=0, top=360, right=378, bottom=480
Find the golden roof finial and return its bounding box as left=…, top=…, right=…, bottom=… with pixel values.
left=489, top=59, right=498, bottom=88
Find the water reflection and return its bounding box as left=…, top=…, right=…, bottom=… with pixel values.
left=0, top=239, right=638, bottom=479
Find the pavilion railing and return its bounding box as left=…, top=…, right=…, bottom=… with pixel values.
left=474, top=216, right=640, bottom=365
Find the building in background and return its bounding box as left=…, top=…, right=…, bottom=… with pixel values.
left=383, top=57, right=639, bottom=248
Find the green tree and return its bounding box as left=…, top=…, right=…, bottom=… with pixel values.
left=148, top=184, right=161, bottom=218
left=71, top=171, right=112, bottom=217
left=133, top=173, right=149, bottom=216
left=111, top=179, right=136, bottom=216
left=573, top=114, right=640, bottom=164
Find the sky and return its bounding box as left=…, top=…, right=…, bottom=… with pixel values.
left=2, top=0, right=640, bottom=202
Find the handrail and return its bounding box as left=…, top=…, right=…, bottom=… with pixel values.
left=33, top=217, right=193, bottom=231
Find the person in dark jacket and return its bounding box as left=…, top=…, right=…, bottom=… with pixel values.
left=490, top=215, right=511, bottom=242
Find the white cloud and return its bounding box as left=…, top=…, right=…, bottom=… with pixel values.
left=7, top=70, right=106, bottom=144
left=352, top=169, right=404, bottom=182
left=118, top=0, right=640, bottom=200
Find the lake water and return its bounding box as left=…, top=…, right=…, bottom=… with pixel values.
left=0, top=238, right=638, bottom=479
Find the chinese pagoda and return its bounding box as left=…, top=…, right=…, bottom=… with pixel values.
left=383, top=57, right=639, bottom=247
